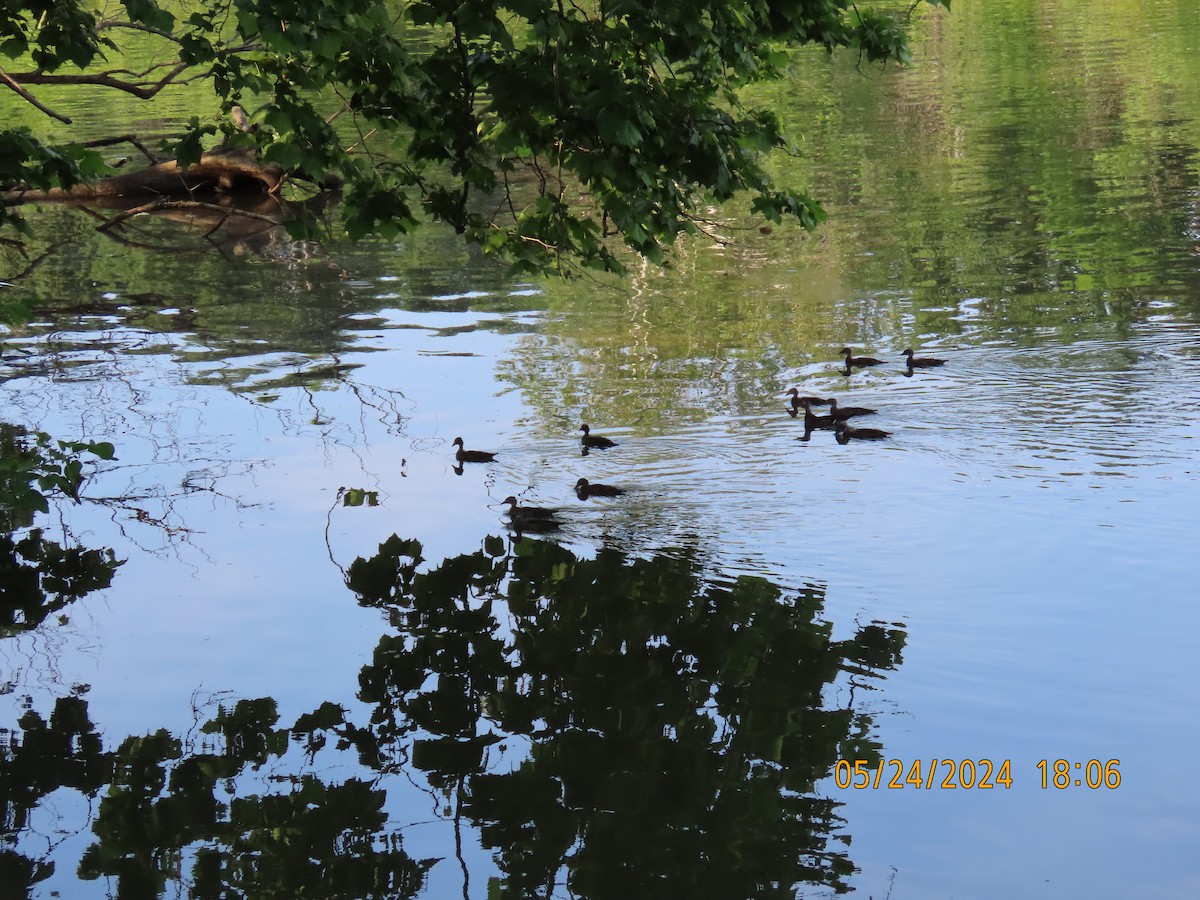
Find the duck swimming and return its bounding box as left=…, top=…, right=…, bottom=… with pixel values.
left=579, top=424, right=617, bottom=449
left=452, top=437, right=496, bottom=463
left=798, top=398, right=836, bottom=430
left=901, top=348, right=946, bottom=368
left=840, top=347, right=885, bottom=367
left=834, top=421, right=891, bottom=442
left=826, top=398, right=876, bottom=420
left=787, top=389, right=829, bottom=418
left=501, top=496, right=562, bottom=531
left=575, top=478, right=625, bottom=500
left=785, top=388, right=828, bottom=408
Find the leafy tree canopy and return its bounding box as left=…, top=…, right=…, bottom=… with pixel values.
left=0, top=0, right=947, bottom=273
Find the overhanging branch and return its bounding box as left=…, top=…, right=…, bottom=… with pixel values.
left=0, top=67, right=71, bottom=123
left=10, top=62, right=192, bottom=100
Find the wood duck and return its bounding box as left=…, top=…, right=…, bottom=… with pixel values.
left=826, top=398, right=876, bottom=420
left=575, top=477, right=625, bottom=500
left=785, top=388, right=828, bottom=408
left=840, top=347, right=885, bottom=367
left=501, top=496, right=561, bottom=531
left=452, top=437, right=496, bottom=463
left=901, top=348, right=946, bottom=368
left=834, top=421, right=891, bottom=442
left=798, top=398, right=836, bottom=430
left=579, top=424, right=617, bottom=449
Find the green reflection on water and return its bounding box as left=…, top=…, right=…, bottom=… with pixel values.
left=3, top=4, right=1200, bottom=898
left=489, top=0, right=1200, bottom=429
left=4, top=0, right=1200, bottom=422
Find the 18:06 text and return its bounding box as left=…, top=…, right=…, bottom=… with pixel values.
left=834, top=758, right=1123, bottom=790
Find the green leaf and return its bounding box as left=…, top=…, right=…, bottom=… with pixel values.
left=597, top=108, right=643, bottom=147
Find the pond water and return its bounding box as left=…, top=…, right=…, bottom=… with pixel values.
left=3, top=1, right=1200, bottom=898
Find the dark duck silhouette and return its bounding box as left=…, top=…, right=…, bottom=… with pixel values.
left=901, top=348, right=946, bottom=368
left=785, top=388, right=828, bottom=416
left=797, top=398, right=836, bottom=430
left=826, top=397, right=877, bottom=420
left=452, top=437, right=496, bottom=463
left=579, top=424, right=617, bottom=450
left=840, top=347, right=885, bottom=368
left=575, top=477, right=625, bottom=500
left=501, top=496, right=562, bottom=532
left=834, top=421, right=891, bottom=442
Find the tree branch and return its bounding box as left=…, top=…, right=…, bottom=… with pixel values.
left=11, top=62, right=192, bottom=100
left=0, top=67, right=72, bottom=123
left=97, top=19, right=184, bottom=44
left=80, top=135, right=164, bottom=165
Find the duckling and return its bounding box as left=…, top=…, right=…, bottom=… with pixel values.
left=786, top=389, right=828, bottom=418
left=575, top=477, right=625, bottom=500
left=826, top=397, right=877, bottom=420
left=579, top=424, right=617, bottom=449
left=840, top=347, right=885, bottom=367
left=785, top=388, right=828, bottom=408
left=452, top=437, right=496, bottom=463
left=834, top=421, right=891, bottom=442
left=798, top=398, right=836, bottom=430
left=501, top=496, right=562, bottom=531
left=901, top=348, right=946, bottom=368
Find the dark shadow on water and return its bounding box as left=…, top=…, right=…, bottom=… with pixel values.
left=0, top=423, right=123, bottom=641
left=1, top=534, right=907, bottom=898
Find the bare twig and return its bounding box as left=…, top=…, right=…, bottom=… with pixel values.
left=80, top=134, right=163, bottom=164
left=97, top=19, right=184, bottom=43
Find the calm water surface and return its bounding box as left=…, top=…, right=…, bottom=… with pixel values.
left=3, top=1, right=1200, bottom=898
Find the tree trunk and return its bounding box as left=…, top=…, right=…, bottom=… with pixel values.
left=3, top=148, right=285, bottom=204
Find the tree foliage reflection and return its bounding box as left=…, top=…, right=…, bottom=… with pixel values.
left=0, top=422, right=122, bottom=637
left=0, top=695, right=432, bottom=899
left=347, top=534, right=906, bottom=898
left=2, top=535, right=905, bottom=898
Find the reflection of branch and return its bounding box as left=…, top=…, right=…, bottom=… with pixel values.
left=1, top=244, right=60, bottom=280
left=85, top=226, right=207, bottom=255
left=454, top=776, right=471, bottom=900
left=86, top=497, right=195, bottom=538
left=882, top=865, right=899, bottom=899
left=325, top=489, right=348, bottom=578
left=342, top=380, right=412, bottom=432
left=98, top=200, right=283, bottom=233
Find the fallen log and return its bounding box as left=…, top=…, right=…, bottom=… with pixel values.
left=2, top=147, right=286, bottom=203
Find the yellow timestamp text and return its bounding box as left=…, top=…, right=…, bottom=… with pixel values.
left=1037, top=759, right=1121, bottom=789
left=834, top=758, right=1014, bottom=790
left=833, top=758, right=1122, bottom=790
